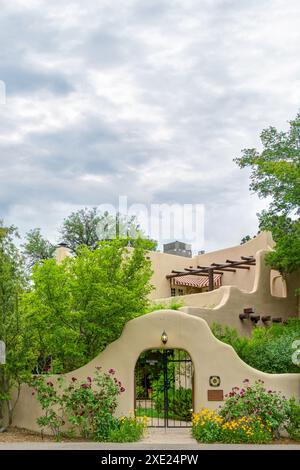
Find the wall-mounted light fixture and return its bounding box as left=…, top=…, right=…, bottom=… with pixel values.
left=161, top=330, right=168, bottom=345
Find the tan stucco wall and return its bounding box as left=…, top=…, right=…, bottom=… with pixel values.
left=149, top=232, right=275, bottom=300
left=156, top=250, right=299, bottom=335
left=12, top=310, right=300, bottom=433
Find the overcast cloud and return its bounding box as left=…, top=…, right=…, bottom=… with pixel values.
left=0, top=0, right=300, bottom=252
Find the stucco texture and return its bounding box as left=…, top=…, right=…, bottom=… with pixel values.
left=149, top=232, right=275, bottom=299
left=155, top=249, right=299, bottom=335
left=12, top=310, right=300, bottom=433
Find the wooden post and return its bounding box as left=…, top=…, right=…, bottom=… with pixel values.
left=208, top=268, right=214, bottom=291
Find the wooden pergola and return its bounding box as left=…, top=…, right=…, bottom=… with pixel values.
left=166, top=256, right=256, bottom=291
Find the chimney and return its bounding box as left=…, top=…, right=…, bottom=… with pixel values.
left=55, top=243, right=71, bottom=263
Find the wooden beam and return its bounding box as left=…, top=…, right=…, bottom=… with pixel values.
left=166, top=256, right=255, bottom=279
left=198, top=265, right=236, bottom=273
left=171, top=268, right=224, bottom=277
left=226, top=259, right=255, bottom=265
left=208, top=268, right=214, bottom=291
left=167, top=268, right=208, bottom=279
left=210, top=263, right=237, bottom=272
left=224, top=263, right=251, bottom=270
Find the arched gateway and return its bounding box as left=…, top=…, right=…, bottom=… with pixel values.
left=12, top=310, right=300, bottom=432
left=135, top=348, right=194, bottom=427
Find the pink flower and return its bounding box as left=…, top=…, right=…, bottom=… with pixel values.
left=108, top=368, right=115, bottom=375
left=120, top=387, right=125, bottom=392
left=81, top=383, right=89, bottom=389
left=87, top=376, right=92, bottom=383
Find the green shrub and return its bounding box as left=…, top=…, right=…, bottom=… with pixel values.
left=286, top=398, right=300, bottom=441
left=192, top=409, right=223, bottom=442
left=108, top=416, right=147, bottom=442
left=192, top=380, right=296, bottom=444
left=212, top=319, right=300, bottom=374
left=219, top=380, right=289, bottom=434
left=32, top=367, right=125, bottom=441
left=154, top=387, right=192, bottom=421
left=211, top=323, right=249, bottom=358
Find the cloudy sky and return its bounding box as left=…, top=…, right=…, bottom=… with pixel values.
left=0, top=0, right=299, bottom=252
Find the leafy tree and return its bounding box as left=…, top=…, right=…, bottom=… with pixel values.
left=0, top=222, right=37, bottom=430
left=234, top=112, right=300, bottom=278
left=23, top=238, right=155, bottom=373
left=59, top=208, right=147, bottom=253
left=23, top=228, right=56, bottom=267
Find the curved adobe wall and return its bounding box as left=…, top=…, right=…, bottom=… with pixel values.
left=12, top=310, right=300, bottom=433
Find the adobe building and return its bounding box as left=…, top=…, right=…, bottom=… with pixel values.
left=147, top=231, right=300, bottom=334
left=11, top=231, right=298, bottom=433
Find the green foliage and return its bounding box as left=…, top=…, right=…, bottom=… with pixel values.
left=108, top=416, right=147, bottom=442
left=22, top=228, right=56, bottom=267
left=153, top=387, right=192, bottom=421
left=219, top=380, right=289, bottom=433
left=264, top=217, right=300, bottom=277
left=286, top=397, right=300, bottom=441
left=211, top=323, right=249, bottom=358
left=220, top=417, right=273, bottom=444
left=59, top=207, right=150, bottom=253
left=212, top=320, right=300, bottom=374
left=192, top=381, right=298, bottom=443
left=240, top=235, right=252, bottom=245
left=234, top=111, right=300, bottom=281
left=59, top=207, right=104, bottom=253
left=32, top=368, right=125, bottom=441
left=145, top=300, right=184, bottom=312
left=151, top=353, right=193, bottom=421
left=23, top=237, right=154, bottom=373
left=192, top=409, right=223, bottom=443
left=0, top=222, right=37, bottom=427
left=192, top=407, right=272, bottom=444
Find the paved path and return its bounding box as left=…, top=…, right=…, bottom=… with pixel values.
left=0, top=429, right=299, bottom=450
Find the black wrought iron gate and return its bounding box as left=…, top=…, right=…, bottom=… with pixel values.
left=135, top=349, right=193, bottom=428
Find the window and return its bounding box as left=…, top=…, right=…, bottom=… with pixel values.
left=178, top=289, right=184, bottom=296
left=171, top=288, right=176, bottom=297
